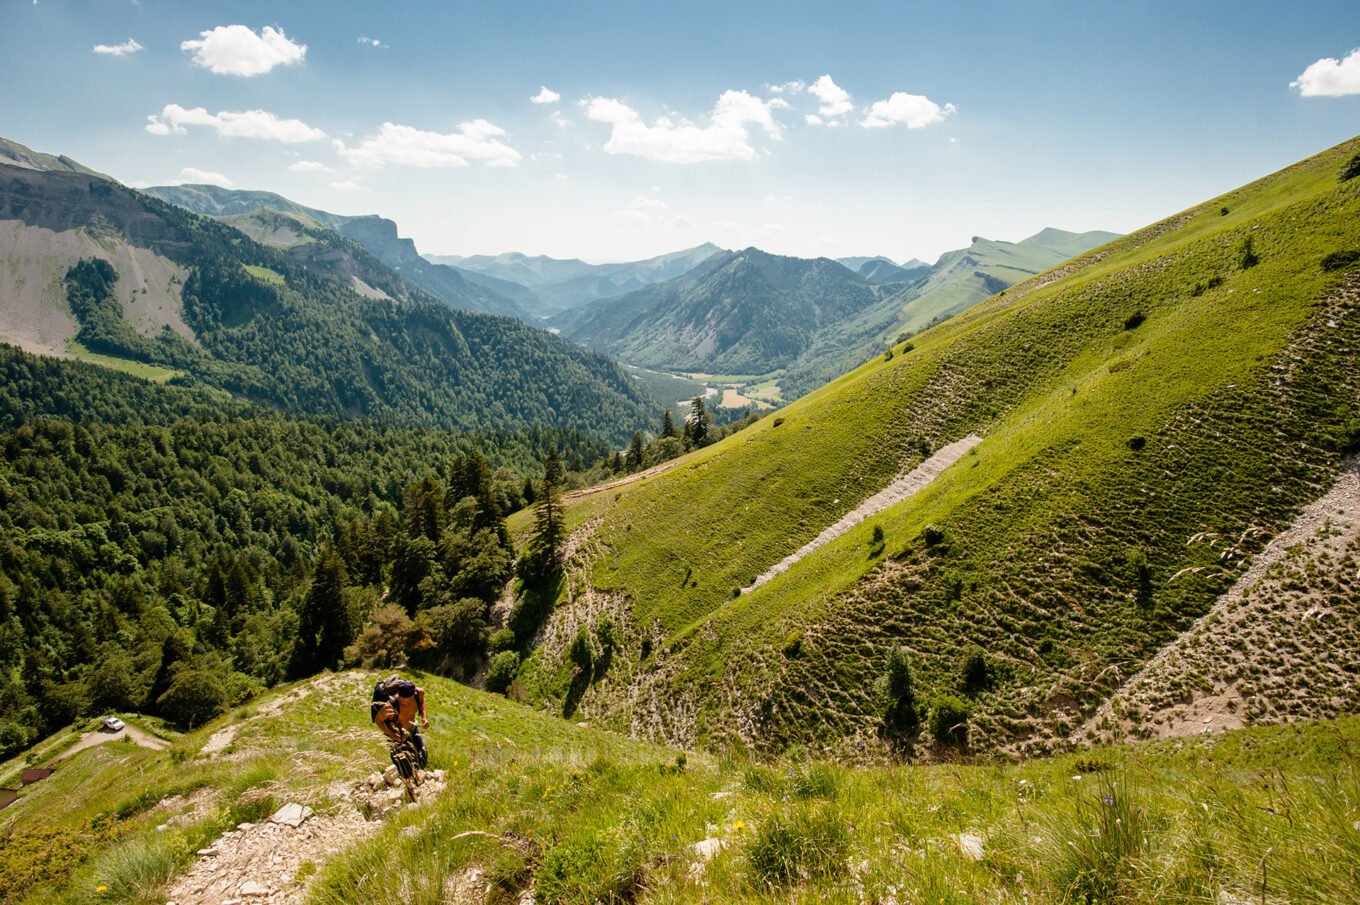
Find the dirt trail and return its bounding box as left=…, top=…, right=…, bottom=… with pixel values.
left=1078, top=453, right=1360, bottom=744
left=745, top=434, right=983, bottom=593
left=54, top=724, right=168, bottom=763
left=562, top=456, right=688, bottom=502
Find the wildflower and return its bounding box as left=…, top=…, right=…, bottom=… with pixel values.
left=732, top=820, right=746, bottom=831
left=1103, top=795, right=1114, bottom=805
left=96, top=886, right=108, bottom=893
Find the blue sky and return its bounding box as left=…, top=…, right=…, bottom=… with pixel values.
left=3, top=1, right=1358, bottom=263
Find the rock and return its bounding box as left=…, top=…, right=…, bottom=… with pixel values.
left=240, top=879, right=269, bottom=896
left=710, top=791, right=733, bottom=800
left=692, top=837, right=725, bottom=861
left=197, top=848, right=218, bottom=856
left=367, top=771, right=384, bottom=790
left=269, top=802, right=314, bottom=828
left=156, top=824, right=169, bottom=832
left=400, top=826, right=420, bottom=839
left=954, top=833, right=985, bottom=861
left=383, top=765, right=400, bottom=786
left=237, top=821, right=255, bottom=831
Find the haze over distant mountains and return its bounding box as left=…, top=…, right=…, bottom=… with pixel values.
left=428, top=244, right=726, bottom=315
left=559, top=227, right=1118, bottom=398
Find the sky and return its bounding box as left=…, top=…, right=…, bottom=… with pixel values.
left=2, top=1, right=1358, bottom=264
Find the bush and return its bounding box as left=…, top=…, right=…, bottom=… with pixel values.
left=1240, top=235, right=1259, bottom=269
left=569, top=626, right=594, bottom=672
left=930, top=695, right=971, bottom=745
left=960, top=649, right=991, bottom=695
left=782, top=629, right=803, bottom=658
left=745, top=806, right=849, bottom=887
left=922, top=524, right=946, bottom=547
left=537, top=829, right=643, bottom=904
left=485, top=651, right=520, bottom=694
left=156, top=667, right=227, bottom=729
left=1341, top=151, right=1360, bottom=182
left=1321, top=249, right=1360, bottom=271
left=878, top=644, right=918, bottom=732
left=1123, top=311, right=1145, bottom=330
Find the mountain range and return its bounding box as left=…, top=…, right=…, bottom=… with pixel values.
left=0, top=138, right=657, bottom=441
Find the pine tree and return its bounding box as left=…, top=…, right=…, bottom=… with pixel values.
left=290, top=545, right=352, bottom=677
left=686, top=396, right=713, bottom=448
left=661, top=409, right=676, bottom=438
left=626, top=431, right=645, bottom=470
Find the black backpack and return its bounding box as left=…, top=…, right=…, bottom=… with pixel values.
left=370, top=675, right=416, bottom=721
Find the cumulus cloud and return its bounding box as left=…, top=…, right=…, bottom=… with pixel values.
left=551, top=111, right=570, bottom=127
left=176, top=167, right=232, bottom=187
left=583, top=90, right=786, bottom=164
left=531, top=86, right=561, bottom=104
left=145, top=104, right=326, bottom=142
left=615, top=195, right=670, bottom=227
left=335, top=121, right=522, bottom=168
left=807, top=74, right=853, bottom=121
left=93, top=38, right=142, bottom=56
left=768, top=80, right=806, bottom=95
left=288, top=160, right=333, bottom=172
left=357, top=36, right=387, bottom=48
left=1291, top=48, right=1360, bottom=96
left=329, top=179, right=367, bottom=192
left=805, top=114, right=823, bottom=126
left=861, top=92, right=957, bottom=128
left=181, top=25, right=306, bottom=77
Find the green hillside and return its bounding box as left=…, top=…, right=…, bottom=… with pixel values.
left=2, top=670, right=1356, bottom=904
left=514, top=136, right=1360, bottom=757
left=143, top=184, right=537, bottom=322
left=0, top=152, right=657, bottom=441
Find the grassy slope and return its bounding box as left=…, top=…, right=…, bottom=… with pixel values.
left=516, top=136, right=1360, bottom=756
left=3, top=672, right=1358, bottom=904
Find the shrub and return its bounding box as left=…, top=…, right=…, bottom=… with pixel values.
left=488, top=628, right=516, bottom=653
left=782, top=629, right=803, bottom=658
left=878, top=644, right=918, bottom=732
left=1321, top=249, right=1360, bottom=271
left=595, top=615, right=617, bottom=653
left=1123, top=311, right=1146, bottom=330
left=1240, top=235, right=1259, bottom=269
left=485, top=651, right=520, bottom=693
left=960, top=649, right=991, bottom=695
left=537, top=830, right=644, bottom=904
left=745, top=806, right=848, bottom=887
left=922, top=524, right=946, bottom=547
left=1341, top=151, right=1360, bottom=181
left=1126, top=436, right=1146, bottom=451
left=569, top=626, right=594, bottom=672
left=930, top=695, right=971, bottom=745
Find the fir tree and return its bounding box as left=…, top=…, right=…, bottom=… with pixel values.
left=626, top=431, right=645, bottom=470
left=661, top=408, right=677, bottom=438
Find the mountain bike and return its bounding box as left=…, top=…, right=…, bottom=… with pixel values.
left=388, top=731, right=421, bottom=803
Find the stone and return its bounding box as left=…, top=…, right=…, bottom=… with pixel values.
left=196, top=848, right=218, bottom=856
left=269, top=802, right=314, bottom=828
left=383, top=765, right=400, bottom=786
left=240, top=880, right=269, bottom=897
left=237, top=821, right=255, bottom=831
left=692, top=837, right=725, bottom=861
left=367, top=771, right=384, bottom=790
left=954, top=833, right=985, bottom=861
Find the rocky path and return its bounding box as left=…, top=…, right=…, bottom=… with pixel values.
left=745, top=434, right=983, bottom=593
left=54, top=724, right=168, bottom=763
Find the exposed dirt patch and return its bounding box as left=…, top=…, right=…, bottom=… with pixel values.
left=1079, top=453, right=1360, bottom=745
left=746, top=434, right=983, bottom=593
left=54, top=724, right=168, bottom=763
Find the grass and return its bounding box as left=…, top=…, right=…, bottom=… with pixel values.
left=65, top=340, right=181, bottom=383
left=3, top=672, right=1357, bottom=903
left=242, top=263, right=286, bottom=285
left=514, top=133, right=1360, bottom=756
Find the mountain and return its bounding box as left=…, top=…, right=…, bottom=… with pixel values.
left=432, top=243, right=726, bottom=315
left=858, top=258, right=928, bottom=283
left=0, top=138, right=656, bottom=440
left=560, top=248, right=887, bottom=376
left=513, top=135, right=1360, bottom=759
left=141, top=184, right=535, bottom=322
left=886, top=228, right=1122, bottom=341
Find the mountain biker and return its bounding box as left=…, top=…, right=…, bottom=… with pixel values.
left=371, top=675, right=430, bottom=768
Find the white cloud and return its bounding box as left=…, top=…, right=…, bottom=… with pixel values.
left=176, top=167, right=232, bottom=187
left=329, top=179, right=367, bottom=192
left=93, top=38, right=142, bottom=56
left=531, top=86, right=561, bottom=105
left=861, top=92, right=957, bottom=128
left=288, top=160, right=333, bottom=173
left=551, top=111, right=570, bottom=128
left=768, top=80, right=805, bottom=95
left=358, top=36, right=387, bottom=48
left=181, top=25, right=306, bottom=77
left=335, top=121, right=522, bottom=168
left=672, top=215, right=693, bottom=230
left=554, top=172, right=568, bottom=181
left=145, top=104, right=326, bottom=142
left=584, top=90, right=785, bottom=164
left=616, top=195, right=670, bottom=227
left=808, top=74, right=853, bottom=121
left=1291, top=48, right=1360, bottom=97
left=805, top=113, right=823, bottom=126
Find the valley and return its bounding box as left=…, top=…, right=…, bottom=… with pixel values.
left=2, top=5, right=1358, bottom=899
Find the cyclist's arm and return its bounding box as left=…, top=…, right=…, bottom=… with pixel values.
left=416, top=688, right=429, bottom=727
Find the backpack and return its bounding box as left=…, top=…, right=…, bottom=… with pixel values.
left=371, top=675, right=416, bottom=721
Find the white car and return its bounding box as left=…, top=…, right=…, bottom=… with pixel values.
left=101, top=716, right=125, bottom=732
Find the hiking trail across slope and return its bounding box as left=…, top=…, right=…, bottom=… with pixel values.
left=745, top=434, right=983, bottom=593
